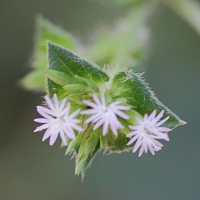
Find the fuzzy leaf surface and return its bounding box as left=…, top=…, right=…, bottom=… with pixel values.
left=111, top=71, right=184, bottom=129
left=47, top=42, right=109, bottom=96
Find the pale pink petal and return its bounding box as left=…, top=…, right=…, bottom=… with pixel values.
left=109, top=100, right=121, bottom=107
left=93, top=118, right=105, bottom=130
left=83, top=100, right=98, bottom=108
left=114, top=105, right=130, bottom=110
left=103, top=119, right=109, bottom=136
left=148, top=110, right=156, bottom=121
left=71, top=123, right=84, bottom=132
left=53, top=94, right=59, bottom=111
left=81, top=109, right=98, bottom=115
left=66, top=127, right=76, bottom=139
left=44, top=95, right=56, bottom=112
left=37, top=106, right=55, bottom=118
left=155, top=116, right=170, bottom=127
left=69, top=109, right=80, bottom=119
left=34, top=123, right=50, bottom=132
left=138, top=145, right=145, bottom=157
left=42, top=128, right=53, bottom=141
left=34, top=118, right=49, bottom=123
left=49, top=130, right=59, bottom=146
left=60, top=129, right=67, bottom=145
left=114, top=110, right=129, bottom=119
left=85, top=112, right=102, bottom=123
left=151, top=110, right=164, bottom=124
left=127, top=134, right=139, bottom=145
left=93, top=94, right=102, bottom=106
left=59, top=98, right=67, bottom=112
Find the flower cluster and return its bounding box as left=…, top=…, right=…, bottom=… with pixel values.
left=34, top=93, right=171, bottom=156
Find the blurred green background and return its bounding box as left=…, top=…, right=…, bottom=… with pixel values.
left=1, top=0, right=200, bottom=199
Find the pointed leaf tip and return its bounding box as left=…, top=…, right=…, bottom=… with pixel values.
left=180, top=120, right=187, bottom=125
left=47, top=42, right=109, bottom=84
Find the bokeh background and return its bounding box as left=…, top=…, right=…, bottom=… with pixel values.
left=1, top=0, right=200, bottom=199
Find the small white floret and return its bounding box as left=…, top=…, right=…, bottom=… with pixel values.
left=81, top=93, right=130, bottom=136
left=34, top=94, right=83, bottom=146
left=127, top=110, right=171, bottom=157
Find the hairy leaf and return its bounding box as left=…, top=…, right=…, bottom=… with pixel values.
left=47, top=42, right=109, bottom=96
left=111, top=71, right=184, bottom=129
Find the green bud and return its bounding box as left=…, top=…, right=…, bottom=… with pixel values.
left=63, top=83, right=87, bottom=93
left=45, top=69, right=75, bottom=86
left=65, top=133, right=84, bottom=155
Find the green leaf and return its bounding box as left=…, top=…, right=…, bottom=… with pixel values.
left=83, top=129, right=100, bottom=160
left=76, top=126, right=93, bottom=161
left=74, top=126, right=101, bottom=177
left=65, top=133, right=84, bottom=155
left=75, top=76, right=99, bottom=91
left=110, top=87, right=128, bottom=98
left=21, top=16, right=76, bottom=91
left=111, top=71, right=184, bottom=129
left=47, top=42, right=109, bottom=96
left=165, top=0, right=200, bottom=35
left=100, top=133, right=106, bottom=148
left=87, top=2, right=150, bottom=69
left=81, top=140, right=100, bottom=178
left=75, top=159, right=86, bottom=175
left=63, top=84, right=87, bottom=93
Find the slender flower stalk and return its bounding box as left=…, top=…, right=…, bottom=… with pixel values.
left=34, top=94, right=83, bottom=146
left=81, top=93, right=130, bottom=136
left=127, top=110, right=171, bottom=157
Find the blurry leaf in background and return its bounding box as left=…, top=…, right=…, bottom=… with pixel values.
left=87, top=2, right=150, bottom=69
left=113, top=0, right=147, bottom=7
left=164, top=0, right=200, bottom=35
left=20, top=16, right=76, bottom=91
left=20, top=1, right=152, bottom=93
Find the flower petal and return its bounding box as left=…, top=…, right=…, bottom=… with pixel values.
left=49, top=130, right=59, bottom=146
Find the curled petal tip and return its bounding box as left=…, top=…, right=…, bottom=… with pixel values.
left=34, top=127, right=41, bottom=132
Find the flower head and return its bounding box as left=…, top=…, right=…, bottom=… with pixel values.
left=34, top=94, right=83, bottom=146
left=81, top=93, right=130, bottom=136
left=127, top=110, right=171, bottom=157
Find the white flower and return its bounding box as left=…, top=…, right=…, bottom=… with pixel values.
left=127, top=110, right=171, bottom=157
left=34, top=94, right=83, bottom=146
left=81, top=93, right=130, bottom=136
